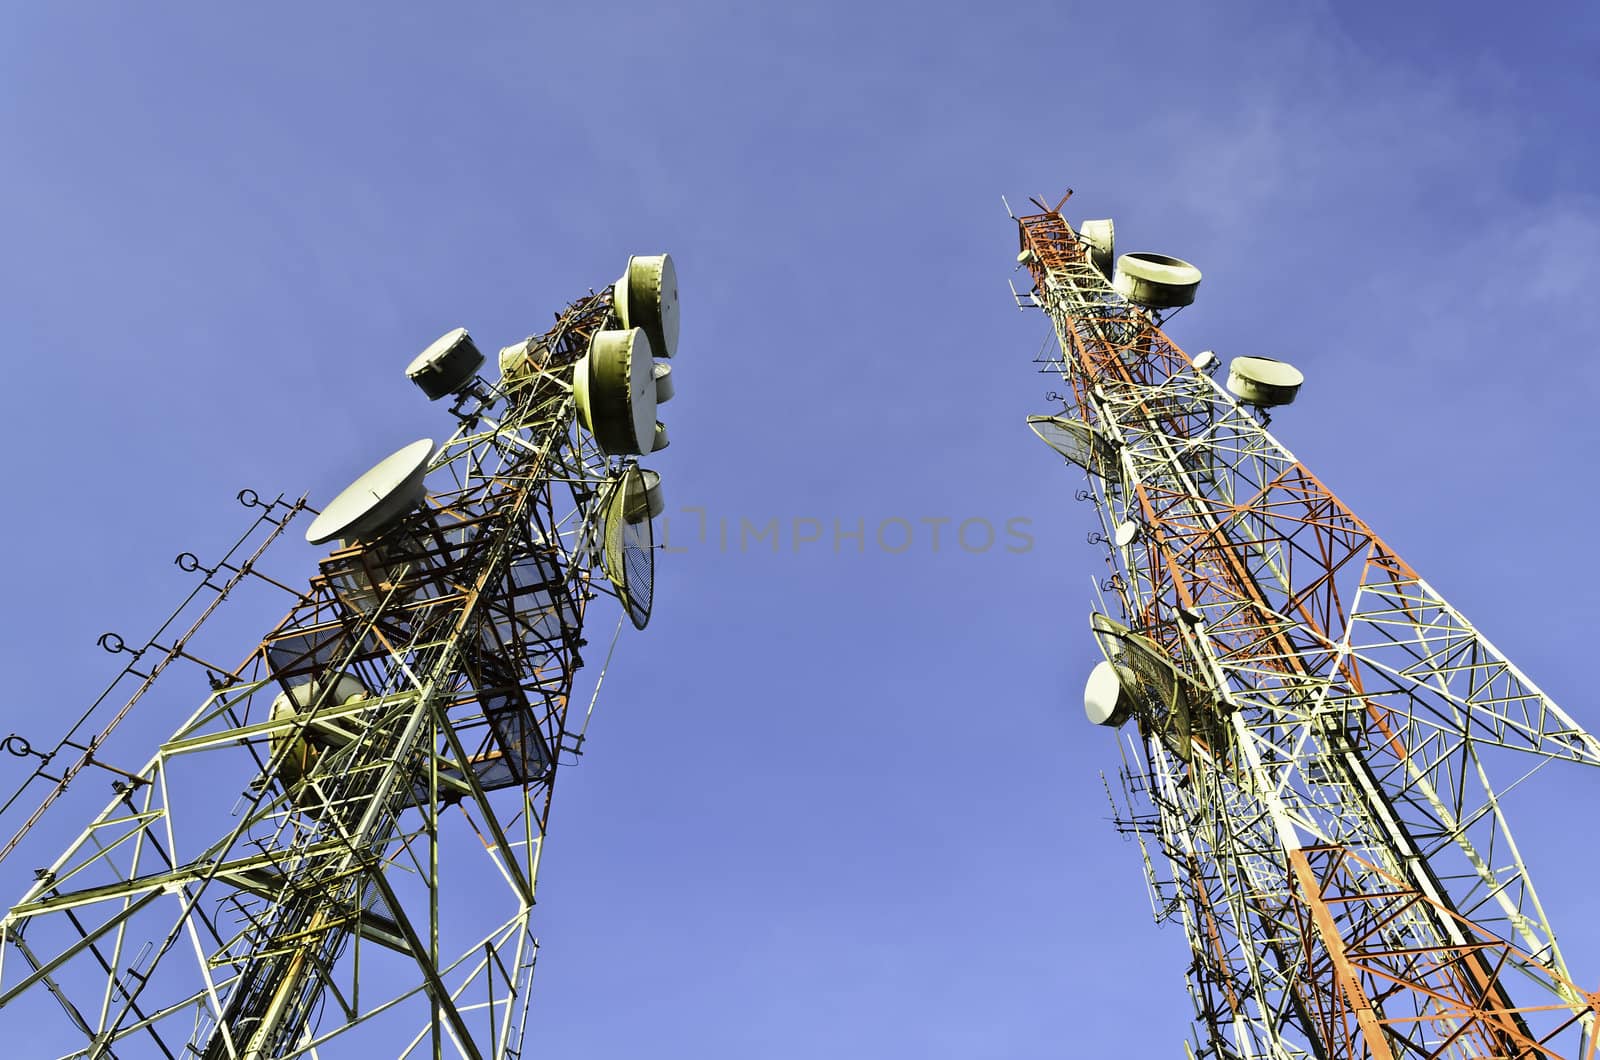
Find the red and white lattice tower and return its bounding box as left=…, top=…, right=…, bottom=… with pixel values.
left=1012, top=192, right=1599, bottom=1060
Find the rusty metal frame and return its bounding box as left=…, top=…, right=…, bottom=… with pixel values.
left=1288, top=844, right=1600, bottom=1060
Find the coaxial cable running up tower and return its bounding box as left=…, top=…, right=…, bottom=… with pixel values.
left=1010, top=191, right=1600, bottom=1060
left=0, top=255, right=681, bottom=1058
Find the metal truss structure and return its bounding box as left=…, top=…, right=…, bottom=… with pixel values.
left=0, top=283, right=666, bottom=1058
left=1012, top=195, right=1600, bottom=1060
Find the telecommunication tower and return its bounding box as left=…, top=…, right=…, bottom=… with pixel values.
left=0, top=255, right=680, bottom=1058
left=1010, top=191, right=1600, bottom=1060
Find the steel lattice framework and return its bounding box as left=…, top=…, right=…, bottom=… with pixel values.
left=1013, top=195, right=1600, bottom=1060
left=0, top=284, right=661, bottom=1058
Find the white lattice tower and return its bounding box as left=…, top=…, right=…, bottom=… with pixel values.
left=0, top=269, right=677, bottom=1059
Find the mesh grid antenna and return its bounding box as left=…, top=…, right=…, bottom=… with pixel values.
left=600, top=466, right=655, bottom=631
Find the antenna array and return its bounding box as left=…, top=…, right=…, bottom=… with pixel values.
left=0, top=256, right=680, bottom=1058
left=1014, top=199, right=1600, bottom=1060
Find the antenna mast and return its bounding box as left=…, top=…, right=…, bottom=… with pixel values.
left=1013, top=199, right=1600, bottom=1059
left=0, top=256, right=680, bottom=1058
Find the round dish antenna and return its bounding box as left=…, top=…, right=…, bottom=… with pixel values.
left=268, top=673, right=369, bottom=800
left=1226, top=356, right=1304, bottom=407
left=406, top=328, right=485, bottom=401
left=653, top=361, right=675, bottom=404
left=579, top=329, right=657, bottom=455
left=613, top=254, right=679, bottom=359
left=600, top=467, right=655, bottom=629
left=1079, top=218, right=1115, bottom=277
left=650, top=422, right=670, bottom=452
left=623, top=468, right=666, bottom=523
left=573, top=346, right=595, bottom=432
left=1112, top=252, right=1201, bottom=309
left=1084, top=660, right=1137, bottom=727
left=1089, top=612, right=1201, bottom=758
left=269, top=672, right=367, bottom=764
left=1026, top=415, right=1121, bottom=480
left=498, top=336, right=547, bottom=387
left=305, top=438, right=436, bottom=546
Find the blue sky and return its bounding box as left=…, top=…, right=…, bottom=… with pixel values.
left=2, top=2, right=1598, bottom=1055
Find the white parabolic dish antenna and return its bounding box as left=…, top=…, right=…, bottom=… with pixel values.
left=1112, top=252, right=1202, bottom=309
left=1078, top=218, right=1115, bottom=277
left=406, top=328, right=485, bottom=401
left=268, top=672, right=370, bottom=792
left=614, top=254, right=679, bottom=359
left=581, top=329, right=658, bottom=456
left=1089, top=611, right=1200, bottom=758
left=1084, top=659, right=1136, bottom=727
left=625, top=468, right=666, bottom=523
left=1226, top=356, right=1304, bottom=407
left=306, top=438, right=437, bottom=545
